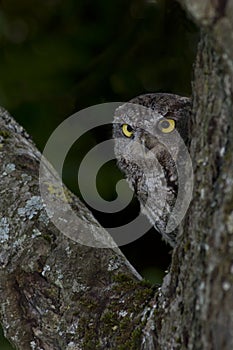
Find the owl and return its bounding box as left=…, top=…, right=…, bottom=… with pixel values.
left=113, top=93, right=191, bottom=247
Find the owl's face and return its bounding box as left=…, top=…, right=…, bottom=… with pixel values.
left=113, top=93, right=191, bottom=246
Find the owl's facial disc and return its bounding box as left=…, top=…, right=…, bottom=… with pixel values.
left=120, top=117, right=176, bottom=145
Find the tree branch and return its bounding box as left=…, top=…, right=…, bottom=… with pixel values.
left=0, top=108, right=154, bottom=349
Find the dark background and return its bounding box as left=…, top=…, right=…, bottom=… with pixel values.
left=0, top=0, right=198, bottom=348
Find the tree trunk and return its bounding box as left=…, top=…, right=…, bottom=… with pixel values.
left=1, top=1, right=233, bottom=349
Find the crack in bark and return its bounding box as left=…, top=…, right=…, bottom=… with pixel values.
left=214, top=0, right=228, bottom=18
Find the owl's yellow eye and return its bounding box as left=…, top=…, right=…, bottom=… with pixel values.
left=122, top=124, right=134, bottom=138
left=158, top=118, right=175, bottom=133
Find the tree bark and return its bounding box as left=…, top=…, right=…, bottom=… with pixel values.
left=0, top=108, right=153, bottom=350
left=1, top=1, right=233, bottom=349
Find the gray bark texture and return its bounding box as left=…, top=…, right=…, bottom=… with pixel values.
left=1, top=1, right=233, bottom=349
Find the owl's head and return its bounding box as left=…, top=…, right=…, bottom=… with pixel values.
left=114, top=93, right=191, bottom=146
left=113, top=92, right=191, bottom=172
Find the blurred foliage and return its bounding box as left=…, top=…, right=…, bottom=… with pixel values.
left=0, top=0, right=198, bottom=145
left=0, top=0, right=198, bottom=347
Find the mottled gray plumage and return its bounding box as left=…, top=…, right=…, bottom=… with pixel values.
left=113, top=93, right=191, bottom=247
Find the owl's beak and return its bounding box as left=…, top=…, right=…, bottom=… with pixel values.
left=141, top=133, right=158, bottom=152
